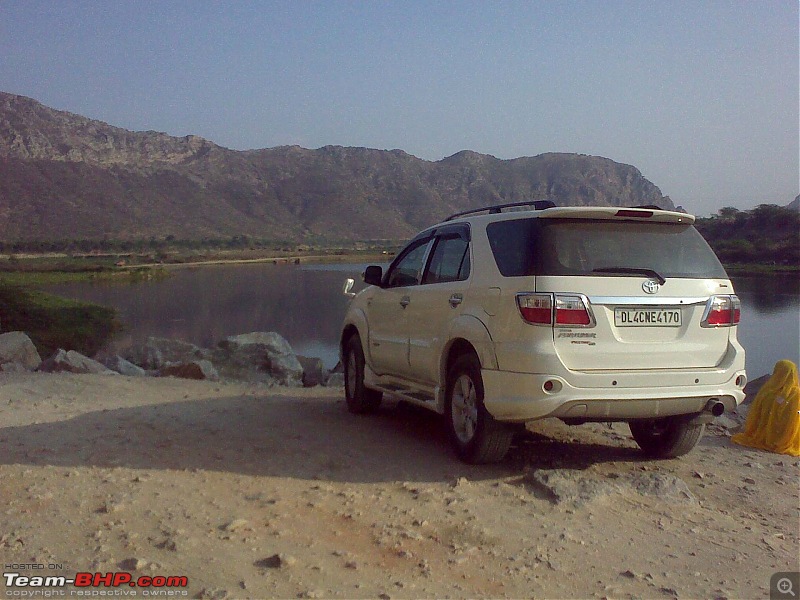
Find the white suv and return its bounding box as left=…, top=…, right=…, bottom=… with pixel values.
left=340, top=202, right=747, bottom=463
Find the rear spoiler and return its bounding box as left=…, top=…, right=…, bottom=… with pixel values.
left=537, top=207, right=695, bottom=224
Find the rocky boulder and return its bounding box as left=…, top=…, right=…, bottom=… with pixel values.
left=324, top=359, right=345, bottom=387
left=325, top=373, right=345, bottom=388
left=104, top=355, right=147, bottom=377
left=158, top=360, right=219, bottom=381
left=0, top=361, right=30, bottom=373
left=743, top=374, right=770, bottom=403
left=526, top=469, right=697, bottom=508
left=0, top=331, right=42, bottom=370
left=122, top=337, right=210, bottom=370
left=297, top=355, right=329, bottom=387
left=214, top=332, right=303, bottom=386
left=38, top=349, right=117, bottom=375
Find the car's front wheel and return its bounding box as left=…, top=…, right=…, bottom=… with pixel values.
left=344, top=334, right=382, bottom=414
left=629, top=416, right=705, bottom=458
left=445, top=354, right=513, bottom=464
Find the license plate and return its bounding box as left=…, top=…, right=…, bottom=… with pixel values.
left=614, top=308, right=682, bottom=327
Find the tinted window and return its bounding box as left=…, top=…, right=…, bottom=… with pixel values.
left=423, top=236, right=470, bottom=284
left=486, top=219, right=538, bottom=276
left=487, top=218, right=727, bottom=279
left=386, top=240, right=430, bottom=287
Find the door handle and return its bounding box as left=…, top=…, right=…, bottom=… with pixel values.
left=399, top=296, right=410, bottom=308
left=449, top=293, right=463, bottom=308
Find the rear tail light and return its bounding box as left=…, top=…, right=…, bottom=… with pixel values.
left=701, top=295, right=741, bottom=327
left=555, top=295, right=593, bottom=326
left=517, top=293, right=552, bottom=325
left=517, top=293, right=595, bottom=327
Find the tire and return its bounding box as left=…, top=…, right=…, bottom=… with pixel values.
left=445, top=354, right=513, bottom=464
left=344, top=334, right=382, bottom=414
left=629, top=416, right=705, bottom=458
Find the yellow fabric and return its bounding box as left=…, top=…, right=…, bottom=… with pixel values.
left=732, top=360, right=800, bottom=456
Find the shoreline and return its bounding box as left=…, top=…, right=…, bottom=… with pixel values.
left=1, top=247, right=795, bottom=275
left=123, top=252, right=391, bottom=270
left=0, top=251, right=392, bottom=286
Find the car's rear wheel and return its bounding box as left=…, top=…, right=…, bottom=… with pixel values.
left=445, top=354, right=513, bottom=464
left=629, top=416, right=705, bottom=458
left=344, top=334, right=382, bottom=414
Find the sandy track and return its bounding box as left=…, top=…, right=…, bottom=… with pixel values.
left=0, top=372, right=797, bottom=599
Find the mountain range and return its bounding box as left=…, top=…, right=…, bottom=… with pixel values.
left=0, top=91, right=676, bottom=242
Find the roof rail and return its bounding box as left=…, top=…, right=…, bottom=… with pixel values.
left=444, top=200, right=557, bottom=221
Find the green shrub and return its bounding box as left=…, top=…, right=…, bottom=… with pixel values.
left=0, top=286, right=121, bottom=358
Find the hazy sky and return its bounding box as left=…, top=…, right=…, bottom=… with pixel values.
left=1, top=0, right=797, bottom=215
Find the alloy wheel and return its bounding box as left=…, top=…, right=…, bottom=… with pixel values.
left=451, top=373, right=479, bottom=444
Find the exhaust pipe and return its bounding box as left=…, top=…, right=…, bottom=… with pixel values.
left=691, top=398, right=726, bottom=424
left=706, top=399, right=725, bottom=417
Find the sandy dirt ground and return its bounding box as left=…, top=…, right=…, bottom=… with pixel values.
left=0, top=372, right=797, bottom=599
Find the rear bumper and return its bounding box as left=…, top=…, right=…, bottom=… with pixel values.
left=481, top=368, right=747, bottom=422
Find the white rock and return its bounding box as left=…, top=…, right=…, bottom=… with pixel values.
left=38, top=349, right=116, bottom=375
left=0, top=331, right=41, bottom=370
left=104, top=355, right=146, bottom=377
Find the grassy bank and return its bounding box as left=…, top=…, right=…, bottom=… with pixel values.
left=0, top=247, right=387, bottom=359
left=0, top=247, right=393, bottom=284
left=0, top=285, right=121, bottom=358
left=0, top=267, right=166, bottom=287
left=0, top=254, right=168, bottom=286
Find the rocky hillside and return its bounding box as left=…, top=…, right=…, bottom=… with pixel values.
left=0, top=91, right=675, bottom=241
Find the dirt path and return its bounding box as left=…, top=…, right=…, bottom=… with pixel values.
left=0, top=373, right=797, bottom=599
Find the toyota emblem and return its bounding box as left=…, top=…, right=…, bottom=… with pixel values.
left=642, top=279, right=660, bottom=294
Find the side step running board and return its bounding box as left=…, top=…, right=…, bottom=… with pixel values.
left=369, top=383, right=436, bottom=405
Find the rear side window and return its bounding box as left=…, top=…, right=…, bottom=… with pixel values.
left=423, top=236, right=470, bottom=284
left=486, top=219, right=538, bottom=276
left=487, top=218, right=727, bottom=279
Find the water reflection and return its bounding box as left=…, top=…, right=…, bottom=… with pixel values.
left=45, top=266, right=799, bottom=378
left=730, top=275, right=799, bottom=378
left=730, top=275, right=799, bottom=314
left=47, top=263, right=373, bottom=368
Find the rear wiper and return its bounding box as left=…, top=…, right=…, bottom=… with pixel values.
left=592, top=267, right=666, bottom=285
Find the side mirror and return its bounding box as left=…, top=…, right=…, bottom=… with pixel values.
left=342, top=278, right=355, bottom=298
left=363, top=265, right=383, bottom=287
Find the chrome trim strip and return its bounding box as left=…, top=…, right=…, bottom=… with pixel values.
left=588, top=296, right=708, bottom=306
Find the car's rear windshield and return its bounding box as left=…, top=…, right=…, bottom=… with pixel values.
left=486, top=217, right=727, bottom=279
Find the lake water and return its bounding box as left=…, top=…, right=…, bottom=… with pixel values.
left=46, top=264, right=799, bottom=379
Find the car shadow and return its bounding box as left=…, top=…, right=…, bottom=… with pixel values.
left=0, top=393, right=646, bottom=484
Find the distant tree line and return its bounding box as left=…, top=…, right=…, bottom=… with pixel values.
left=694, top=204, right=799, bottom=266
left=4, top=205, right=794, bottom=267
left=0, top=235, right=291, bottom=254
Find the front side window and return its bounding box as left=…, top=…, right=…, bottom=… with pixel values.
left=423, top=236, right=470, bottom=284
left=385, top=239, right=430, bottom=287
